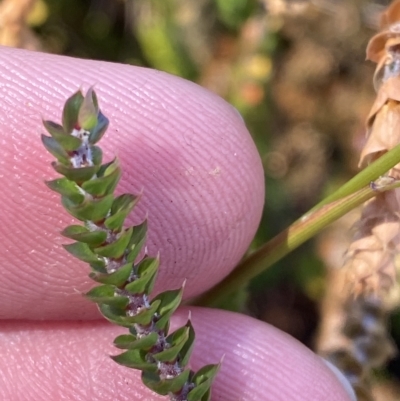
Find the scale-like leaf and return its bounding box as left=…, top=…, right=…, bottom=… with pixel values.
left=96, top=159, right=115, bottom=177
left=126, top=221, right=148, bottom=262
left=125, top=257, right=159, bottom=294
left=62, top=193, right=114, bottom=222
left=89, top=260, right=107, bottom=273
left=62, top=90, right=84, bottom=133
left=111, top=349, right=157, bottom=372
left=187, top=364, right=220, bottom=401
left=63, top=242, right=101, bottom=264
left=89, top=263, right=133, bottom=286
left=41, top=135, right=70, bottom=164
left=52, top=162, right=99, bottom=183
left=153, top=326, right=189, bottom=363
left=86, top=285, right=129, bottom=308
left=78, top=87, right=99, bottom=130
left=142, top=369, right=191, bottom=396
left=91, top=146, right=103, bottom=166
left=43, top=120, right=65, bottom=136
left=99, top=304, right=133, bottom=328
left=114, top=332, right=158, bottom=350
left=178, top=320, right=196, bottom=367
left=105, top=194, right=139, bottom=231
left=99, top=300, right=160, bottom=328
left=89, top=110, right=109, bottom=144
left=126, top=300, right=160, bottom=326
left=94, top=227, right=133, bottom=258
left=154, top=287, right=184, bottom=331
left=81, top=163, right=121, bottom=197
left=61, top=225, right=107, bottom=246
left=45, top=178, right=84, bottom=204
left=43, top=120, right=82, bottom=150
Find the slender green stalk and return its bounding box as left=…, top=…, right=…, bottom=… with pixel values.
left=311, top=143, right=400, bottom=210
left=194, top=177, right=400, bottom=307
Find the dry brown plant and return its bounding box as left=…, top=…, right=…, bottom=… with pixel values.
left=317, top=3, right=400, bottom=400
left=344, top=0, right=400, bottom=295
left=317, top=213, right=396, bottom=401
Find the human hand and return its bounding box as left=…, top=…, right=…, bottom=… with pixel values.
left=0, top=46, right=354, bottom=401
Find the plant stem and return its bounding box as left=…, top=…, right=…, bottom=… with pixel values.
left=193, top=174, right=400, bottom=307
left=311, top=143, right=400, bottom=210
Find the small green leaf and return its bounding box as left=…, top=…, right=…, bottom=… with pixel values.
left=110, top=194, right=138, bottom=215
left=98, top=304, right=133, bottom=328
left=41, top=135, right=70, bottom=164
left=85, top=285, right=129, bottom=308
left=52, top=162, right=100, bottom=183
left=113, top=334, right=136, bottom=348
left=89, top=110, right=109, bottom=145
left=61, top=225, right=107, bottom=246
left=187, top=364, right=220, bottom=401
left=43, top=120, right=65, bottom=136
left=63, top=241, right=102, bottom=264
left=85, top=284, right=113, bottom=297
left=45, top=178, right=84, bottom=204
left=62, top=193, right=114, bottom=222
left=43, top=120, right=82, bottom=151
left=126, top=221, right=148, bottom=262
left=188, top=383, right=211, bottom=401
left=114, top=332, right=158, bottom=350
left=127, top=300, right=160, bottom=326
left=142, top=369, right=191, bottom=396
left=94, top=227, right=133, bottom=258
left=199, top=388, right=211, bottom=401
left=154, top=287, right=184, bottom=331
left=111, top=349, right=157, bottom=372
left=99, top=301, right=160, bottom=328
left=78, top=87, right=99, bottom=130
left=89, top=263, right=132, bottom=286
left=178, top=320, right=196, bottom=367
left=124, top=257, right=159, bottom=294
left=91, top=88, right=99, bottom=110
left=81, top=163, right=121, bottom=197
left=191, top=364, right=220, bottom=384
left=124, top=274, right=151, bottom=297
left=153, top=326, right=189, bottom=362
left=92, top=145, right=103, bottom=166
left=63, top=90, right=84, bottom=133
left=89, top=261, right=107, bottom=273
left=105, top=194, right=139, bottom=231
left=96, top=159, right=115, bottom=177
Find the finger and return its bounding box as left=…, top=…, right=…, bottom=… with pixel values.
left=0, top=46, right=264, bottom=320
left=0, top=308, right=352, bottom=401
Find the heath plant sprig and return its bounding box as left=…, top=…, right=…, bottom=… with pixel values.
left=41, top=88, right=219, bottom=401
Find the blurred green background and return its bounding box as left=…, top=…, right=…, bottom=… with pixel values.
left=11, top=0, right=400, bottom=397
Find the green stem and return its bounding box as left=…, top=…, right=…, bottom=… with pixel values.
left=193, top=176, right=400, bottom=307
left=312, top=143, right=400, bottom=210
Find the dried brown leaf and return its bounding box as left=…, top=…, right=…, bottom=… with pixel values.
left=380, top=0, right=400, bottom=29
left=361, top=96, right=400, bottom=166
left=345, top=192, right=400, bottom=295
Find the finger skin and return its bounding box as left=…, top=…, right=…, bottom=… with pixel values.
left=0, top=46, right=264, bottom=319
left=0, top=308, right=351, bottom=401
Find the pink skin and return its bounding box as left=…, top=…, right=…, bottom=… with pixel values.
left=0, top=47, right=351, bottom=400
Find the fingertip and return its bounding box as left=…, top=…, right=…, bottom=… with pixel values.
left=0, top=47, right=264, bottom=319
left=0, top=310, right=353, bottom=401
left=178, top=308, right=354, bottom=401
